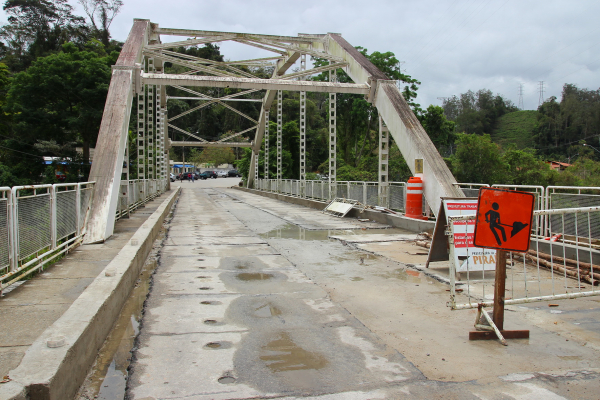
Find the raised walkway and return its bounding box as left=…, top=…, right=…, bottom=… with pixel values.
left=0, top=188, right=178, bottom=399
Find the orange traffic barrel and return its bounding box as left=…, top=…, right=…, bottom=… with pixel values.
left=405, top=176, right=427, bottom=220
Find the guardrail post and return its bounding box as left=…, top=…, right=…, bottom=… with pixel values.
left=51, top=185, right=57, bottom=250
left=76, top=183, right=82, bottom=236
left=8, top=190, right=16, bottom=271
left=363, top=182, right=367, bottom=204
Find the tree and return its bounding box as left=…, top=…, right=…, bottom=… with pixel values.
left=442, top=89, right=517, bottom=134
left=77, top=0, right=122, bottom=46
left=0, top=0, right=89, bottom=71
left=502, top=148, right=558, bottom=186
left=535, top=85, right=600, bottom=160
left=6, top=41, right=117, bottom=164
left=420, top=105, right=456, bottom=155
left=197, top=147, right=235, bottom=167
left=450, top=133, right=506, bottom=184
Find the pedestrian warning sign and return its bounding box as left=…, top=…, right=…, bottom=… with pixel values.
left=473, top=188, right=535, bottom=252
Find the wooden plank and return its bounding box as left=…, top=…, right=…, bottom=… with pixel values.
left=469, top=330, right=530, bottom=340
left=493, top=249, right=507, bottom=331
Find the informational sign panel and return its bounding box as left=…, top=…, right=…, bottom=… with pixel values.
left=474, top=188, right=535, bottom=252
left=445, top=199, right=496, bottom=273
left=414, top=159, right=424, bottom=174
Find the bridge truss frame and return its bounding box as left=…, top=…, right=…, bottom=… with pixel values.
left=86, top=19, right=464, bottom=243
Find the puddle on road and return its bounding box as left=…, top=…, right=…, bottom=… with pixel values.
left=260, top=332, right=328, bottom=372
left=259, top=224, right=409, bottom=241
left=237, top=272, right=274, bottom=281
left=77, top=259, right=157, bottom=400
left=254, top=303, right=282, bottom=318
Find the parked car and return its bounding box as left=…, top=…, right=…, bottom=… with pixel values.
left=217, top=170, right=228, bottom=178
left=199, top=171, right=217, bottom=180
left=228, top=169, right=241, bottom=177
left=170, top=173, right=176, bottom=182
left=55, top=171, right=67, bottom=182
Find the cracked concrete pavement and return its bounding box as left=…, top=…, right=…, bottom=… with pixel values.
left=126, top=182, right=600, bottom=399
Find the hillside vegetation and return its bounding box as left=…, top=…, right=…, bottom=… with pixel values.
left=491, top=110, right=537, bottom=149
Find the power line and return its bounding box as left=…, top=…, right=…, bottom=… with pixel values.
left=0, top=144, right=43, bottom=159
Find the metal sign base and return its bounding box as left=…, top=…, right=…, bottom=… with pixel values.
left=468, top=250, right=530, bottom=345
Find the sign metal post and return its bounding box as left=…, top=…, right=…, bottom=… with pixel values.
left=469, top=187, right=534, bottom=344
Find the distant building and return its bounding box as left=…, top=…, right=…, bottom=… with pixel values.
left=75, top=147, right=95, bottom=162
left=546, top=161, right=571, bottom=171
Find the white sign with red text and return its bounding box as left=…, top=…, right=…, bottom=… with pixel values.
left=444, top=199, right=496, bottom=273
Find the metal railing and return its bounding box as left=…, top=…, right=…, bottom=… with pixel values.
left=1, top=182, right=95, bottom=291
left=254, top=179, right=407, bottom=212
left=448, top=206, right=600, bottom=311
left=546, top=186, right=600, bottom=241
left=452, top=183, right=489, bottom=198
left=116, top=178, right=167, bottom=220
left=255, top=180, right=600, bottom=225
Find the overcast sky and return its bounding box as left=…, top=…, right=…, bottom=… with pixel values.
left=2, top=0, right=599, bottom=110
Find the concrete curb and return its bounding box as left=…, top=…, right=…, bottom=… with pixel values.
left=234, top=187, right=435, bottom=233
left=1, top=187, right=180, bottom=400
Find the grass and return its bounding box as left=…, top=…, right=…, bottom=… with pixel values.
left=491, top=110, right=538, bottom=150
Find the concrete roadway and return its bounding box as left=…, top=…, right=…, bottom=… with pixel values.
left=127, top=179, right=600, bottom=399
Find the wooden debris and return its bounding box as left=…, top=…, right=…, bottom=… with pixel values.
left=415, top=240, right=431, bottom=249
left=515, top=253, right=599, bottom=286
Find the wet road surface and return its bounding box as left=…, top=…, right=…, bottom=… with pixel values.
left=123, top=184, right=600, bottom=399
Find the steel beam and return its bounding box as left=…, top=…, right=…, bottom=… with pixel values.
left=326, top=34, right=463, bottom=215
left=277, top=90, right=283, bottom=186
left=299, top=54, right=306, bottom=197
left=86, top=19, right=149, bottom=243
left=264, top=110, right=270, bottom=178
left=146, top=35, right=235, bottom=50
left=167, top=97, right=263, bottom=102
left=171, top=141, right=252, bottom=147
left=155, top=28, right=323, bottom=44
left=378, top=116, right=389, bottom=207
left=247, top=52, right=300, bottom=188
left=137, top=58, right=146, bottom=180
left=141, top=73, right=370, bottom=94
left=329, top=66, right=337, bottom=200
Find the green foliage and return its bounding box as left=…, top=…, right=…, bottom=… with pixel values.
left=450, top=133, right=506, bottom=184
left=388, top=142, right=412, bottom=182
left=6, top=41, right=115, bottom=165
left=0, top=161, right=24, bottom=186
left=0, top=0, right=122, bottom=72
left=196, top=147, right=235, bottom=167
left=237, top=148, right=252, bottom=180
left=502, top=148, right=558, bottom=186
left=491, top=110, right=538, bottom=149
left=336, top=164, right=376, bottom=182
left=419, top=105, right=456, bottom=155
left=555, top=158, right=600, bottom=187
left=442, top=89, right=518, bottom=135
left=535, top=84, right=600, bottom=160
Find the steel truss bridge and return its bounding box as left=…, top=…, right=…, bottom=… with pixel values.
left=86, top=19, right=464, bottom=243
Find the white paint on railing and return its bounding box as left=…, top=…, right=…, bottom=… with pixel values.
left=1, top=182, right=96, bottom=291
